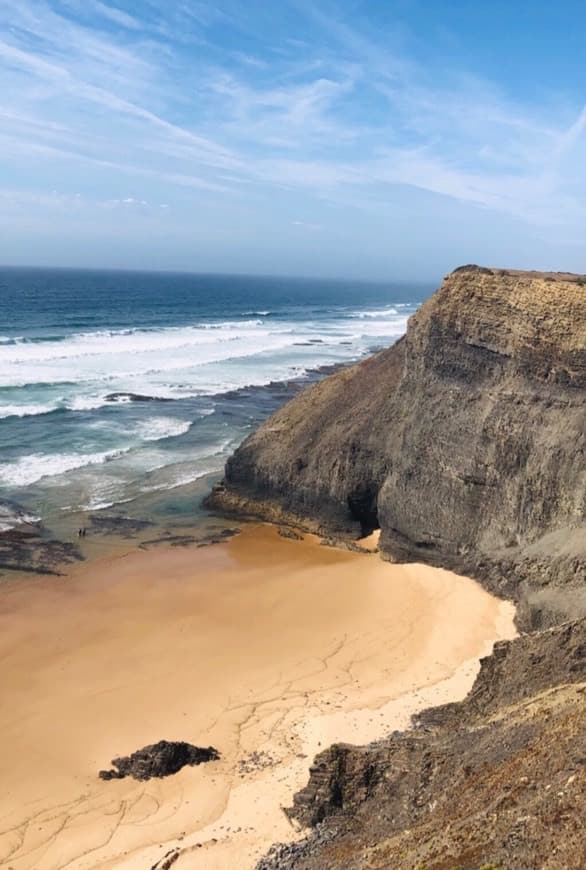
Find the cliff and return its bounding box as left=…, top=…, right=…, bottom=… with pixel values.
left=208, top=266, right=586, bottom=629
left=258, top=618, right=586, bottom=870
left=206, top=266, right=586, bottom=868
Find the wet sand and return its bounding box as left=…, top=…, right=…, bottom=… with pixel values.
left=0, top=525, right=516, bottom=869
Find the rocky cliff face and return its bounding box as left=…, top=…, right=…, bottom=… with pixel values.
left=208, top=266, right=586, bottom=629
left=258, top=618, right=586, bottom=870
left=207, top=267, right=586, bottom=868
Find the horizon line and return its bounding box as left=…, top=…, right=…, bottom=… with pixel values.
left=0, top=262, right=438, bottom=286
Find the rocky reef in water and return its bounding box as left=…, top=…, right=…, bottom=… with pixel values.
left=0, top=499, right=83, bottom=576
left=208, top=266, right=586, bottom=631
left=205, top=266, right=585, bottom=868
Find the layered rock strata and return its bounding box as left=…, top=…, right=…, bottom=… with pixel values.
left=208, top=266, right=586, bottom=629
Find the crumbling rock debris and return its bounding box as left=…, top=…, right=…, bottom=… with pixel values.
left=278, top=527, right=304, bottom=540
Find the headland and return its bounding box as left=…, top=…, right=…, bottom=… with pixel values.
left=1, top=265, right=584, bottom=869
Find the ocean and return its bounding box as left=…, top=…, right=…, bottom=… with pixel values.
left=0, top=267, right=429, bottom=541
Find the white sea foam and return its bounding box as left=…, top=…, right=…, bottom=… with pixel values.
left=81, top=500, right=115, bottom=511
left=0, top=307, right=412, bottom=394
left=0, top=449, right=130, bottom=488
left=139, top=468, right=215, bottom=494
left=137, top=436, right=234, bottom=493
left=0, top=326, right=293, bottom=388
left=0, top=395, right=112, bottom=417
left=0, top=301, right=416, bottom=512
left=66, top=395, right=111, bottom=411
left=52, top=436, right=233, bottom=512
left=352, top=306, right=399, bottom=318
left=0, top=402, right=57, bottom=419
left=0, top=503, right=41, bottom=532
left=134, top=417, right=192, bottom=442
left=78, top=494, right=138, bottom=511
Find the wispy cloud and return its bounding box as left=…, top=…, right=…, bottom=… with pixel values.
left=90, top=1, right=142, bottom=31
left=232, top=51, right=268, bottom=69
left=1, top=0, right=586, bottom=272
left=207, top=71, right=358, bottom=146
left=292, top=219, right=322, bottom=230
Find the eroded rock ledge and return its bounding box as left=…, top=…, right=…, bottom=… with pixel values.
left=0, top=500, right=83, bottom=576
left=258, top=619, right=586, bottom=870
left=208, top=266, right=586, bottom=630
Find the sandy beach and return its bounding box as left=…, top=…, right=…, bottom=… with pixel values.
left=0, top=524, right=516, bottom=870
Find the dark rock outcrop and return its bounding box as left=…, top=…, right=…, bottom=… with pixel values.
left=258, top=619, right=586, bottom=870
left=0, top=500, right=40, bottom=534
left=208, top=267, right=586, bottom=629
left=104, top=392, right=172, bottom=403
left=151, top=850, right=180, bottom=870
left=89, top=514, right=155, bottom=536
left=278, top=526, right=304, bottom=540
left=99, top=741, right=220, bottom=781
left=0, top=501, right=83, bottom=575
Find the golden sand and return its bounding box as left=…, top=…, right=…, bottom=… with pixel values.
left=0, top=525, right=516, bottom=869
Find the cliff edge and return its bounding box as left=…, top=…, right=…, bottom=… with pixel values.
left=208, top=266, right=586, bottom=629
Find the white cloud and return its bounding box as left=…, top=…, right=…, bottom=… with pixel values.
left=91, top=1, right=142, bottom=30
left=1, top=0, right=585, bottom=237
left=232, top=52, right=268, bottom=69
left=292, top=219, right=322, bottom=230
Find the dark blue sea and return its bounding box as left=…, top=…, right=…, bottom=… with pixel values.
left=0, top=267, right=430, bottom=536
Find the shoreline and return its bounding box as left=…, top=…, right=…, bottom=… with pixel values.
left=0, top=524, right=516, bottom=869
left=0, top=346, right=394, bottom=565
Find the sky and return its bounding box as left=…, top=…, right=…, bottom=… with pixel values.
left=1, top=0, right=586, bottom=279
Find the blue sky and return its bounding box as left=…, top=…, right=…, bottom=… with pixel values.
left=1, top=0, right=586, bottom=279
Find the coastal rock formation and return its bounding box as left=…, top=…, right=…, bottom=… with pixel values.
left=207, top=266, right=585, bottom=868
left=208, top=267, right=586, bottom=629
left=104, top=392, right=173, bottom=403
left=0, top=500, right=83, bottom=575
left=258, top=618, right=586, bottom=870
left=89, top=513, right=155, bottom=536
left=0, top=500, right=40, bottom=535
left=99, top=741, right=220, bottom=781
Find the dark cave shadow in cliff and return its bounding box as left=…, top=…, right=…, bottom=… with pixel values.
left=347, top=485, right=380, bottom=537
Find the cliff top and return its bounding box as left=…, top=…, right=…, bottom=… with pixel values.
left=416, top=264, right=586, bottom=357
left=452, top=263, right=586, bottom=283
